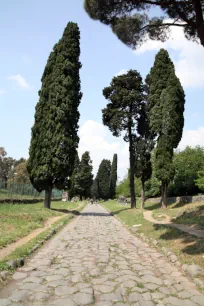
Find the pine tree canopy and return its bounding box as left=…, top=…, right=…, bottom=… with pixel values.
left=102, top=70, right=144, bottom=141
left=28, top=22, right=82, bottom=196
left=84, top=0, right=204, bottom=48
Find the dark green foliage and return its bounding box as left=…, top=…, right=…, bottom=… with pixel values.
left=135, top=99, right=154, bottom=207
left=91, top=178, right=99, bottom=199
left=170, top=146, right=204, bottom=196
left=74, top=152, right=93, bottom=199
left=102, top=70, right=145, bottom=208
left=84, top=0, right=204, bottom=48
left=27, top=22, right=82, bottom=208
left=147, top=49, right=174, bottom=135
left=96, top=159, right=111, bottom=199
left=110, top=154, right=117, bottom=199
left=196, top=169, right=204, bottom=192
left=148, top=49, right=185, bottom=207
left=69, top=153, right=80, bottom=199
left=0, top=147, right=15, bottom=184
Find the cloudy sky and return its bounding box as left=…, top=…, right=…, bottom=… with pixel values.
left=0, top=1, right=204, bottom=181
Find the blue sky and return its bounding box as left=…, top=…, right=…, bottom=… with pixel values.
left=0, top=0, right=204, bottom=179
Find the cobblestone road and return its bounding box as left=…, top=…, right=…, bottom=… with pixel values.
left=0, top=204, right=204, bottom=306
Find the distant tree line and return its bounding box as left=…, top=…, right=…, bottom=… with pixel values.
left=69, top=153, right=118, bottom=201
left=117, top=146, right=204, bottom=204
left=0, top=147, right=29, bottom=186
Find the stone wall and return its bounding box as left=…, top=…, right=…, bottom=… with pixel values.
left=146, top=195, right=204, bottom=205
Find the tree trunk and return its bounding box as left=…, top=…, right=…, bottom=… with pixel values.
left=198, top=23, right=204, bottom=47
left=191, top=0, right=204, bottom=46
left=44, top=188, right=52, bottom=209
left=141, top=180, right=145, bottom=209
left=161, top=182, right=167, bottom=209
left=128, top=126, right=136, bottom=209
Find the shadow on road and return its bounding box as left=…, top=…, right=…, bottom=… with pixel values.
left=51, top=208, right=80, bottom=215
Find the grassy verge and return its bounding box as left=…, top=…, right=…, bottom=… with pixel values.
left=102, top=200, right=204, bottom=269
left=151, top=201, right=204, bottom=229
left=0, top=201, right=86, bottom=271
left=0, top=201, right=82, bottom=248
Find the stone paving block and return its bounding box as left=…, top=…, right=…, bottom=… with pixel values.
left=0, top=299, right=11, bottom=306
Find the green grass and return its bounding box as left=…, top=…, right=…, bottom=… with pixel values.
left=151, top=201, right=204, bottom=229
left=0, top=201, right=86, bottom=271
left=102, top=200, right=204, bottom=269
left=0, top=201, right=81, bottom=248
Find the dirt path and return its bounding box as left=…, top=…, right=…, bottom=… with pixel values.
left=0, top=215, right=64, bottom=261
left=0, top=203, right=203, bottom=305
left=143, top=211, right=204, bottom=239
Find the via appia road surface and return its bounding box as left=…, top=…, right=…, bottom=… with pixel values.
left=0, top=204, right=204, bottom=305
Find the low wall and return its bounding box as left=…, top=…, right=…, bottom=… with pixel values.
left=117, top=195, right=204, bottom=205
left=146, top=195, right=204, bottom=205
left=0, top=198, right=62, bottom=205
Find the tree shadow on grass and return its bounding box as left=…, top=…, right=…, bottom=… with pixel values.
left=153, top=224, right=204, bottom=255
left=173, top=205, right=204, bottom=229
left=51, top=208, right=80, bottom=215
left=144, top=202, right=161, bottom=211
left=112, top=208, right=131, bottom=215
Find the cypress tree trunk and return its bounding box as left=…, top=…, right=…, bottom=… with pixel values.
left=44, top=188, right=52, bottom=209
left=161, top=182, right=167, bottom=209
left=141, top=180, right=145, bottom=209
left=128, top=123, right=136, bottom=209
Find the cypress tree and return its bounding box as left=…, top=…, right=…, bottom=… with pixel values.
left=102, top=70, right=144, bottom=208
left=74, top=152, right=93, bottom=199
left=135, top=97, right=154, bottom=208
left=91, top=178, right=99, bottom=199
left=148, top=49, right=185, bottom=208
left=96, top=159, right=111, bottom=200
left=69, top=153, right=80, bottom=199
left=110, top=154, right=117, bottom=199
left=27, top=22, right=82, bottom=209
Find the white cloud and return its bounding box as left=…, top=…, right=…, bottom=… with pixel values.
left=179, top=127, right=204, bottom=150
left=0, top=90, right=6, bottom=95
left=135, top=22, right=204, bottom=88
left=115, top=69, right=128, bottom=77
left=78, top=120, right=129, bottom=180
left=8, top=74, right=31, bottom=90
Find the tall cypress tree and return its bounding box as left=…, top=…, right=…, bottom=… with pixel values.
left=96, top=159, right=111, bottom=200
left=28, top=22, right=82, bottom=209
left=110, top=154, right=117, bottom=199
left=74, top=152, right=93, bottom=199
left=102, top=70, right=144, bottom=208
left=135, top=102, right=154, bottom=208
left=148, top=49, right=185, bottom=208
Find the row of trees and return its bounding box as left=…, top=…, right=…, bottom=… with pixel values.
left=69, top=153, right=118, bottom=200
left=117, top=146, right=204, bottom=205
left=92, top=154, right=118, bottom=200
left=101, top=49, right=185, bottom=209
left=84, top=1, right=203, bottom=209
left=0, top=147, right=29, bottom=185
